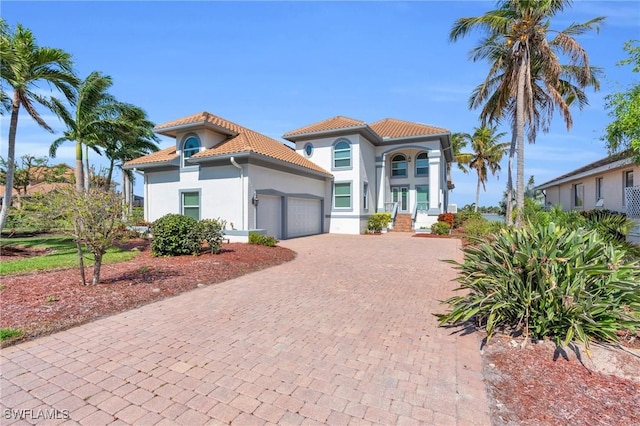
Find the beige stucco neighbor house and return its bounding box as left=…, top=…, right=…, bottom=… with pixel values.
left=124, top=112, right=453, bottom=240
left=536, top=150, right=640, bottom=243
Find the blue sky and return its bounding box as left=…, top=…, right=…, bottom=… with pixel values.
left=2, top=1, right=639, bottom=207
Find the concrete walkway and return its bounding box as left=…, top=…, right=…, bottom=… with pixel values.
left=1, top=233, right=489, bottom=425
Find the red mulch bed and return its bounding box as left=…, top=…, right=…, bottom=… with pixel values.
left=0, top=239, right=295, bottom=347
left=483, top=336, right=640, bottom=425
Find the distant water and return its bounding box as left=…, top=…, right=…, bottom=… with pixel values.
left=482, top=213, right=505, bottom=222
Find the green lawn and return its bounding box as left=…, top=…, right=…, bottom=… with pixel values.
left=0, top=235, right=139, bottom=275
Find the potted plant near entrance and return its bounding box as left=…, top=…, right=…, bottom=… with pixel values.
left=366, top=213, right=392, bottom=234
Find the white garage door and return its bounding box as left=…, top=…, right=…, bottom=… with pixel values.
left=287, top=197, right=322, bottom=238
left=257, top=195, right=282, bottom=239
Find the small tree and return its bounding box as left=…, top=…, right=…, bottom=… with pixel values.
left=603, top=40, right=640, bottom=162
left=50, top=187, right=124, bottom=285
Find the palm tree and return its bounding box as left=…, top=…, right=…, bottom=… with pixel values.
left=450, top=0, right=603, bottom=225
left=101, top=106, right=159, bottom=189
left=447, top=132, right=474, bottom=189
left=49, top=71, right=124, bottom=192
left=457, top=126, right=509, bottom=211
left=0, top=21, right=78, bottom=232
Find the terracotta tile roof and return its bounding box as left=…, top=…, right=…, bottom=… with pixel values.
left=27, top=182, right=71, bottom=195
left=124, top=146, right=178, bottom=167
left=127, top=112, right=330, bottom=175
left=283, top=116, right=366, bottom=138
left=369, top=118, right=449, bottom=139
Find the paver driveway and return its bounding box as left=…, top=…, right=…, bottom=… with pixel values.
left=1, top=233, right=489, bottom=425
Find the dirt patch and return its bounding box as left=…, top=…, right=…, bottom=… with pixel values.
left=482, top=335, right=640, bottom=425
left=1, top=245, right=50, bottom=258
left=0, top=240, right=295, bottom=347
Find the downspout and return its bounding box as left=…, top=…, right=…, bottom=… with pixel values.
left=230, top=157, right=245, bottom=230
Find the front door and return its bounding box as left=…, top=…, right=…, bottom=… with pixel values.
left=416, top=185, right=429, bottom=211
left=391, top=186, right=409, bottom=212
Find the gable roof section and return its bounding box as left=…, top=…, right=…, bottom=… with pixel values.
left=125, top=112, right=330, bottom=175
left=283, top=116, right=367, bottom=138
left=125, top=146, right=178, bottom=167
left=536, top=150, right=635, bottom=190
left=369, top=118, right=449, bottom=139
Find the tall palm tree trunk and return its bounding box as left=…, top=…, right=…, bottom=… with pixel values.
left=505, top=123, right=517, bottom=226
left=0, top=94, right=21, bottom=232
left=106, top=159, right=115, bottom=189
left=84, top=145, right=90, bottom=191
left=475, top=176, right=481, bottom=212
left=515, top=56, right=528, bottom=226
left=75, top=141, right=83, bottom=193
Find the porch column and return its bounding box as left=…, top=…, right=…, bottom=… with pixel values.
left=428, top=150, right=441, bottom=215
left=376, top=153, right=386, bottom=212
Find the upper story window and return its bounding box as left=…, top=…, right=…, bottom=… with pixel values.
left=333, top=140, right=351, bottom=169
left=416, top=152, right=429, bottom=176
left=182, top=135, right=200, bottom=167
left=391, top=154, right=407, bottom=178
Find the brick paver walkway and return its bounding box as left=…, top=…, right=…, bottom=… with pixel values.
left=1, top=233, right=489, bottom=425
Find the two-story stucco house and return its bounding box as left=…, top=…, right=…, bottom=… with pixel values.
left=124, top=112, right=453, bottom=240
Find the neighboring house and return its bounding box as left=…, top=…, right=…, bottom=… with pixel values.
left=536, top=151, right=640, bottom=243
left=124, top=112, right=453, bottom=239
left=0, top=164, right=75, bottom=207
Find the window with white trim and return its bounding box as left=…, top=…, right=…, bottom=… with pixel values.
left=334, top=182, right=352, bottom=209
left=182, top=136, right=200, bottom=167
left=416, top=152, right=429, bottom=176
left=182, top=191, right=200, bottom=220
left=363, top=182, right=369, bottom=210
left=333, top=140, right=351, bottom=169
left=391, top=154, right=407, bottom=177
left=623, top=170, right=634, bottom=206
left=573, top=183, right=583, bottom=208
left=596, top=177, right=603, bottom=201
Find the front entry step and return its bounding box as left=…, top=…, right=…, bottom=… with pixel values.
left=392, top=213, right=413, bottom=232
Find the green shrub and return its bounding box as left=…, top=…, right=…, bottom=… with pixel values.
left=198, top=218, right=227, bottom=254
left=453, top=210, right=482, bottom=229
left=431, top=221, right=451, bottom=235
left=367, top=213, right=392, bottom=232
left=462, top=216, right=491, bottom=238
left=248, top=233, right=278, bottom=247
left=437, top=223, right=640, bottom=355
left=151, top=214, right=200, bottom=256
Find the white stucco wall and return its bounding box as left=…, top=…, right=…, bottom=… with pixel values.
left=144, top=162, right=329, bottom=236
left=144, top=165, right=244, bottom=224
left=247, top=164, right=328, bottom=231
left=295, top=133, right=366, bottom=234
